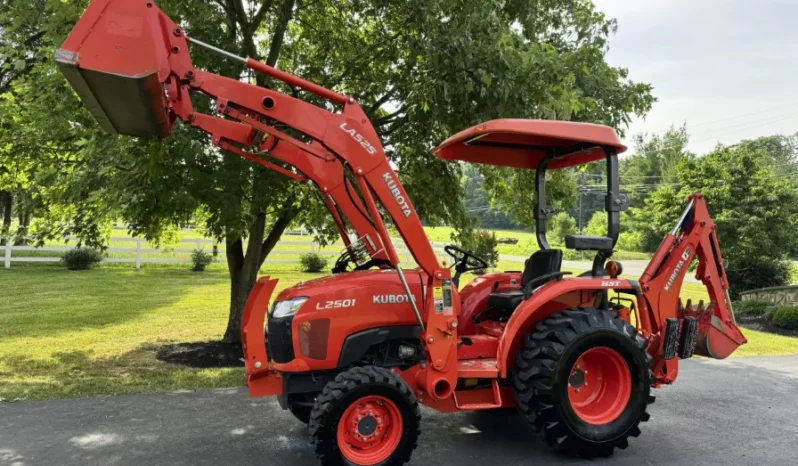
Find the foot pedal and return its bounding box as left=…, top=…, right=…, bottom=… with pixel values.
left=662, top=318, right=680, bottom=360
left=679, top=317, right=699, bottom=359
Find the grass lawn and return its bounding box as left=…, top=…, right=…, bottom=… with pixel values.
left=1, top=264, right=796, bottom=402
left=0, top=264, right=313, bottom=402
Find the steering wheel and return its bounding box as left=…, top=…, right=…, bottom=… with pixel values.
left=444, top=245, right=489, bottom=274
left=333, top=249, right=394, bottom=274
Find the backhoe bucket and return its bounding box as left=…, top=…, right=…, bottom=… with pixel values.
left=56, top=0, right=175, bottom=138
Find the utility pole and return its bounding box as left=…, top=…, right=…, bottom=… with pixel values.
left=578, top=173, right=584, bottom=235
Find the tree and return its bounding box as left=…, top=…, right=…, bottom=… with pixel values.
left=642, top=141, right=798, bottom=297
left=462, top=165, right=526, bottom=231
left=548, top=212, right=577, bottom=245
left=9, top=0, right=654, bottom=343
left=0, top=0, right=52, bottom=245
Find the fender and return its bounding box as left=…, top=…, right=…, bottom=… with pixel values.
left=241, top=276, right=283, bottom=397
left=497, top=277, right=638, bottom=377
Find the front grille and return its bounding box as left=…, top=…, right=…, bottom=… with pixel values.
left=267, top=316, right=295, bottom=363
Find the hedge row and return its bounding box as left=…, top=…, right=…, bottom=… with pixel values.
left=733, top=300, right=798, bottom=330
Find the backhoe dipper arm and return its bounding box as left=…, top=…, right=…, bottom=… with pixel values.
left=639, top=194, right=746, bottom=380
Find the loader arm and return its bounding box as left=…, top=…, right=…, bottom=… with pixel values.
left=58, top=0, right=461, bottom=397
left=639, top=194, right=746, bottom=383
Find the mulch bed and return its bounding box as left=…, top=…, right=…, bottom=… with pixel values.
left=156, top=341, right=245, bottom=368
left=737, top=315, right=798, bottom=337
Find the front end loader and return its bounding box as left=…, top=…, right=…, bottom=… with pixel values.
left=57, top=2, right=747, bottom=465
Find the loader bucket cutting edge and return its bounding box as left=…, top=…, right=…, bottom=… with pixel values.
left=55, top=0, right=175, bottom=139
left=57, top=51, right=171, bottom=139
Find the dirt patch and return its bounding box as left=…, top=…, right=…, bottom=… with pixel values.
left=156, top=341, right=245, bottom=368
left=737, top=315, right=798, bottom=337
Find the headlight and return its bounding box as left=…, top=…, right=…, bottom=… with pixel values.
left=271, top=297, right=308, bottom=318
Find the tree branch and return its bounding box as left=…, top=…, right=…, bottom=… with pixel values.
left=264, top=0, right=297, bottom=67
left=374, top=105, right=407, bottom=125
left=366, top=86, right=400, bottom=117
left=252, top=0, right=276, bottom=31
left=259, top=206, right=297, bottom=264
left=232, top=0, right=250, bottom=29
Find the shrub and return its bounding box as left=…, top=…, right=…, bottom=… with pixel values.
left=726, top=258, right=792, bottom=300
left=732, top=300, right=778, bottom=318
left=300, top=252, right=328, bottom=273
left=451, top=229, right=499, bottom=274
left=191, top=249, right=214, bottom=272
left=771, top=306, right=798, bottom=330
left=61, top=248, right=103, bottom=271
left=548, top=212, right=577, bottom=245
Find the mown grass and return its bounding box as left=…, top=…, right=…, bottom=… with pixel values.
left=1, top=262, right=795, bottom=402
left=0, top=265, right=320, bottom=402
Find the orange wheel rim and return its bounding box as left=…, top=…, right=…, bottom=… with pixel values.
left=567, top=346, right=632, bottom=425
left=337, top=395, right=403, bottom=465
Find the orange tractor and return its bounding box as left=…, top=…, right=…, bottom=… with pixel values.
left=58, top=2, right=747, bottom=465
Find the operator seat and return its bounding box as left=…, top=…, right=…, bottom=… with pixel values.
left=487, top=249, right=563, bottom=311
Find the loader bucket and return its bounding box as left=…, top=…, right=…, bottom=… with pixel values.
left=56, top=0, right=175, bottom=138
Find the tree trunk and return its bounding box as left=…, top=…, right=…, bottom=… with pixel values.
left=222, top=206, right=297, bottom=343
left=222, top=167, right=298, bottom=343
left=14, top=210, right=30, bottom=246
left=0, top=192, right=12, bottom=247
left=218, top=0, right=300, bottom=344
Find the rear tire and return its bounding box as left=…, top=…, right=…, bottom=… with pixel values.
left=513, top=309, right=654, bottom=458
left=309, top=366, right=420, bottom=466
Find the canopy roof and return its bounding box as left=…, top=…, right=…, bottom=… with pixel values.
left=434, top=119, right=627, bottom=170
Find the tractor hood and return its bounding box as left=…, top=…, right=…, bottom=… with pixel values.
left=275, top=268, right=425, bottom=305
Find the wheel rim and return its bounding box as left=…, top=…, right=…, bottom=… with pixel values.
left=337, top=395, right=403, bottom=465
left=567, top=346, right=632, bottom=425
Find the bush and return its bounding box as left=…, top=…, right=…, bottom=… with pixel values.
left=191, top=249, right=214, bottom=272
left=450, top=229, right=499, bottom=274
left=726, top=258, right=792, bottom=299
left=583, top=211, right=607, bottom=237
left=548, top=212, right=577, bottom=245
left=771, top=306, right=798, bottom=330
left=732, top=300, right=778, bottom=318
left=300, top=252, right=328, bottom=273
left=61, top=248, right=103, bottom=271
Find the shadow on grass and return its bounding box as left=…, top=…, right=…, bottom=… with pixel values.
left=0, top=344, right=244, bottom=402
left=0, top=267, right=229, bottom=340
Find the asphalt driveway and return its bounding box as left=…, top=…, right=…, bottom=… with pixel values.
left=2, top=355, right=797, bottom=466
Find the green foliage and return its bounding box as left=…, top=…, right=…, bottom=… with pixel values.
left=61, top=248, right=103, bottom=271
left=617, top=230, right=644, bottom=252
left=638, top=141, right=798, bottom=297
left=299, top=253, right=328, bottom=273
left=771, top=306, right=798, bottom=330
left=733, top=300, right=779, bottom=318
left=463, top=165, right=525, bottom=230
left=450, top=229, right=499, bottom=274
left=583, top=211, right=607, bottom=237
left=190, top=249, right=213, bottom=272
left=547, top=212, right=577, bottom=245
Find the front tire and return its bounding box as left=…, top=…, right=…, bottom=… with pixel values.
left=309, top=366, right=420, bottom=466
left=513, top=309, right=654, bottom=458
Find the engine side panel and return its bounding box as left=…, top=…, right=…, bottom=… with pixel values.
left=271, top=269, right=424, bottom=372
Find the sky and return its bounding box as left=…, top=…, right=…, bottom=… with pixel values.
left=593, top=0, right=798, bottom=155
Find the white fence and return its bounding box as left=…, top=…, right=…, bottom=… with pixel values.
left=1, top=236, right=451, bottom=269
